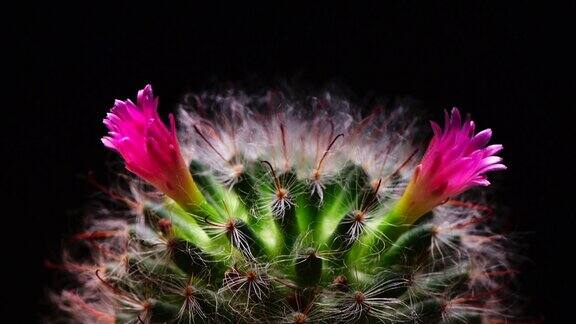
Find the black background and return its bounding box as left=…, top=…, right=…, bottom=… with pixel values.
left=5, top=1, right=574, bottom=322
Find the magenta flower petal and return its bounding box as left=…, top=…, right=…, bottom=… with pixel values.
left=102, top=85, right=203, bottom=207
left=394, top=107, right=506, bottom=223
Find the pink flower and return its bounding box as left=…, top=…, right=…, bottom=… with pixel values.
left=102, top=85, right=203, bottom=208
left=393, top=108, right=506, bottom=223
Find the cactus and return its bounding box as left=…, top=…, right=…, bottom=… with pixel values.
left=49, top=85, right=516, bottom=323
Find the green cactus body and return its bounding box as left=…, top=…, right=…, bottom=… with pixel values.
left=50, top=88, right=515, bottom=323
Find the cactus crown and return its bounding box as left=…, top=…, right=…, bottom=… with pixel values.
left=50, top=86, right=514, bottom=323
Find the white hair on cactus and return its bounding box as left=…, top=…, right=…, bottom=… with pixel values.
left=177, top=90, right=419, bottom=201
